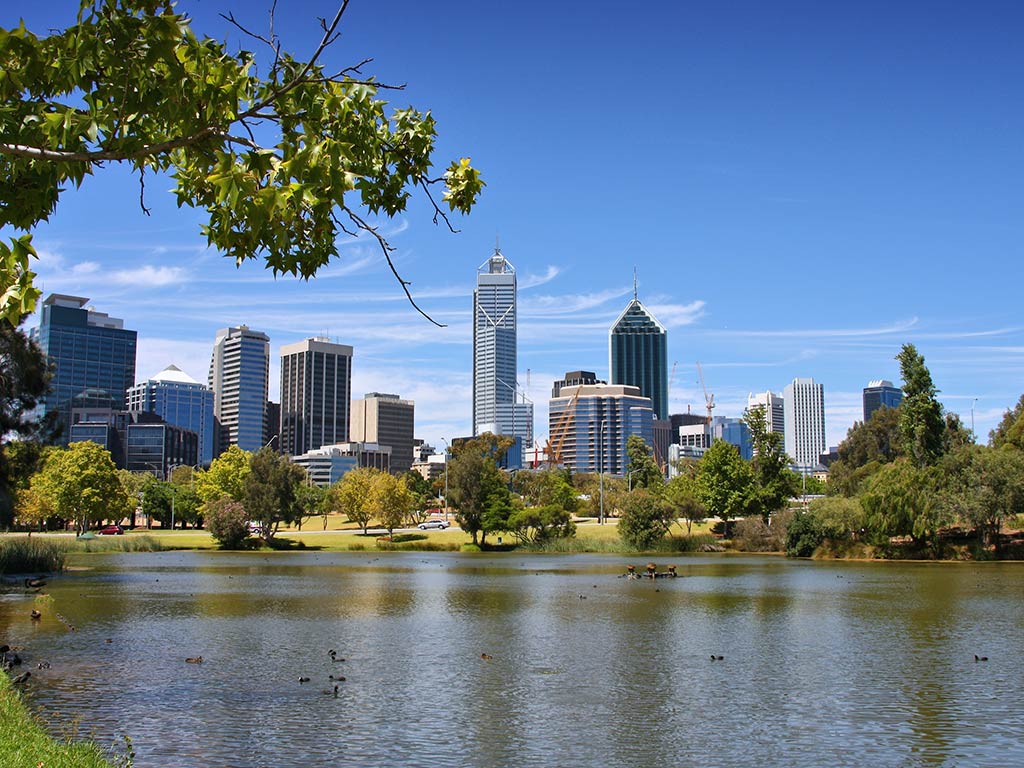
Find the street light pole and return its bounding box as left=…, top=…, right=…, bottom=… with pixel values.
left=971, top=398, right=978, bottom=441
left=598, top=420, right=605, bottom=526
left=442, top=438, right=450, bottom=522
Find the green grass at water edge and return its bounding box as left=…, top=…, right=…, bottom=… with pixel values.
left=0, top=537, right=65, bottom=574
left=0, top=672, right=117, bottom=768
left=64, top=535, right=164, bottom=554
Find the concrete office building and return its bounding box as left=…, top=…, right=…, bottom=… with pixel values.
left=863, top=380, right=903, bottom=422
left=351, top=392, right=415, bottom=475
left=784, top=377, right=826, bottom=471
left=748, top=391, right=786, bottom=436
left=128, top=365, right=215, bottom=466
left=548, top=383, right=654, bottom=475
left=209, top=325, right=270, bottom=455
left=279, top=337, right=353, bottom=457
left=34, top=294, right=137, bottom=443
left=472, top=247, right=533, bottom=453
left=609, top=284, right=668, bottom=420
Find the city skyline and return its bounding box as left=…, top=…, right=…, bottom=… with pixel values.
left=11, top=0, right=1023, bottom=454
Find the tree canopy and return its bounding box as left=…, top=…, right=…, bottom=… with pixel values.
left=896, top=344, right=945, bottom=467
left=0, top=0, right=483, bottom=324
left=28, top=441, right=132, bottom=533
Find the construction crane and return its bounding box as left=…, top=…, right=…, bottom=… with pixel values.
left=696, top=361, right=715, bottom=425
left=545, top=386, right=581, bottom=468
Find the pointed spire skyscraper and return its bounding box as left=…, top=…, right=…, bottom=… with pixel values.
left=608, top=280, right=668, bottom=420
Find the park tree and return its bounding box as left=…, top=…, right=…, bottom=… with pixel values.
left=242, top=447, right=306, bottom=540
left=447, top=436, right=511, bottom=545
left=0, top=319, right=59, bottom=527
left=989, top=394, right=1024, bottom=450
left=0, top=0, right=483, bottom=325
left=139, top=475, right=174, bottom=527
left=941, top=446, right=1024, bottom=551
left=28, top=441, right=132, bottom=533
left=327, top=467, right=381, bottom=534
left=696, top=439, right=753, bottom=537
left=293, top=481, right=326, bottom=531
left=618, top=489, right=677, bottom=550
left=204, top=497, right=249, bottom=549
left=572, top=471, right=626, bottom=519
left=743, top=406, right=797, bottom=521
left=664, top=472, right=706, bottom=535
left=825, top=406, right=903, bottom=497
left=513, top=468, right=578, bottom=514
left=195, top=445, right=250, bottom=502
left=859, top=458, right=948, bottom=547
left=370, top=472, right=416, bottom=539
left=625, top=435, right=663, bottom=490
left=507, top=504, right=576, bottom=545
left=896, top=344, right=945, bottom=467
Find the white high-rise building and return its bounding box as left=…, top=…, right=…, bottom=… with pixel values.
left=472, top=246, right=533, bottom=451
left=209, top=325, right=270, bottom=455
left=783, top=377, right=826, bottom=470
left=748, top=391, right=785, bottom=436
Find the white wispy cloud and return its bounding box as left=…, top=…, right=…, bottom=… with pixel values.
left=519, top=266, right=562, bottom=290
left=111, top=265, right=189, bottom=287
left=647, top=300, right=706, bottom=328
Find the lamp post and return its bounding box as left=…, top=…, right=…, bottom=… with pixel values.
left=264, top=434, right=279, bottom=450
left=627, top=469, right=640, bottom=492
left=598, top=420, right=605, bottom=526
left=971, top=398, right=978, bottom=442
left=442, top=438, right=450, bottom=522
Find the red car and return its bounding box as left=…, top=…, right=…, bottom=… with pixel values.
left=97, top=524, right=124, bottom=535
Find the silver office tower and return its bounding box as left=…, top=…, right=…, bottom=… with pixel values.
left=209, top=325, right=270, bottom=455
left=472, top=247, right=533, bottom=448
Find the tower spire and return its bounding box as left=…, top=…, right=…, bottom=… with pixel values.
left=633, top=267, right=638, bottom=301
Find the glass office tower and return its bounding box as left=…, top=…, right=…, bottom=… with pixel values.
left=127, top=365, right=216, bottom=466
left=609, top=291, right=668, bottom=420
left=34, top=294, right=137, bottom=443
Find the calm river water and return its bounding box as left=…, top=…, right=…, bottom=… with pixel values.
left=2, top=551, right=1023, bottom=767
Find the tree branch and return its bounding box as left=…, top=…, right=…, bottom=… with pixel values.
left=0, top=127, right=222, bottom=163
left=343, top=207, right=445, bottom=328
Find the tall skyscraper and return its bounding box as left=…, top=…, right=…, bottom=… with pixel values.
left=209, top=325, right=270, bottom=455
left=351, top=392, right=415, bottom=474
left=548, top=383, right=654, bottom=475
left=748, top=391, right=786, bottom=435
left=472, top=246, right=533, bottom=449
left=279, top=337, right=353, bottom=457
left=34, top=294, right=137, bottom=442
left=863, top=380, right=903, bottom=422
left=127, top=365, right=216, bottom=466
left=783, top=377, right=826, bottom=470
left=609, top=282, right=668, bottom=420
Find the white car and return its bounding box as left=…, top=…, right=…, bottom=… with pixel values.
left=418, top=519, right=449, bottom=530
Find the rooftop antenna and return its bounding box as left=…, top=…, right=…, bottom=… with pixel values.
left=633, top=267, right=638, bottom=301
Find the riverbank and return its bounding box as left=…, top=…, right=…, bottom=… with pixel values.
left=0, top=671, right=115, bottom=768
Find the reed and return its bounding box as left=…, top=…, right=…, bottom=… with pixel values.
left=0, top=537, right=66, bottom=575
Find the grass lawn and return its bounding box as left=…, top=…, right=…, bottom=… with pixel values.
left=0, top=673, right=115, bottom=768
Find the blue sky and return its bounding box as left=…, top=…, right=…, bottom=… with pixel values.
left=8, top=0, right=1024, bottom=453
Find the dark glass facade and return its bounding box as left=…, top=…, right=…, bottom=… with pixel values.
left=863, top=382, right=903, bottom=422
left=609, top=300, right=668, bottom=420
left=35, top=295, right=137, bottom=443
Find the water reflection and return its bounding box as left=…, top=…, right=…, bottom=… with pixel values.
left=1, top=553, right=1022, bottom=767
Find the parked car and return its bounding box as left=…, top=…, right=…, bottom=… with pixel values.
left=418, top=519, right=449, bottom=530
left=247, top=521, right=263, bottom=535
left=97, top=524, right=124, bottom=535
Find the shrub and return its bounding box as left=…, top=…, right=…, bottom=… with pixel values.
left=204, top=498, right=249, bottom=549
left=618, top=490, right=676, bottom=550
